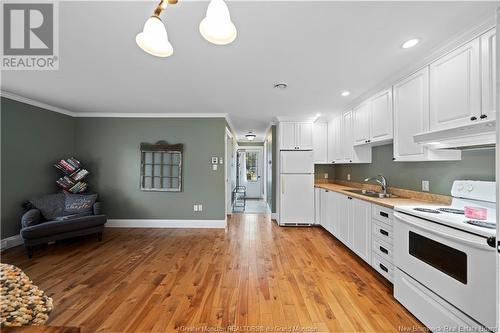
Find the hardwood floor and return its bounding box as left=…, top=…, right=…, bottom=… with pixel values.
left=2, top=214, right=422, bottom=332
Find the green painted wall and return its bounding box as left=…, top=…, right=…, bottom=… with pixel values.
left=315, top=164, right=335, bottom=181
left=333, top=144, right=495, bottom=195
left=75, top=118, right=226, bottom=220
left=1, top=98, right=75, bottom=238
left=238, top=142, right=264, bottom=147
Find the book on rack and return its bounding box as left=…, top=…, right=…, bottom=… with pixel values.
left=54, top=157, right=89, bottom=193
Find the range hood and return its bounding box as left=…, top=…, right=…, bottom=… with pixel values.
left=414, top=119, right=496, bottom=149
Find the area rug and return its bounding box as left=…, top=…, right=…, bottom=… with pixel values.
left=1, top=263, right=53, bottom=327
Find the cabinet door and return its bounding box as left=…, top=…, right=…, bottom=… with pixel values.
left=280, top=122, right=296, bottom=150
left=327, top=191, right=342, bottom=237
left=336, top=195, right=352, bottom=246
left=351, top=199, right=372, bottom=264
left=314, top=188, right=320, bottom=225
left=370, top=89, right=393, bottom=143
left=429, top=38, right=481, bottom=130
left=341, top=111, right=354, bottom=162
left=481, top=29, right=496, bottom=120
left=297, top=123, right=313, bottom=150
left=327, top=118, right=336, bottom=163
left=320, top=189, right=328, bottom=229
left=353, top=101, right=371, bottom=144
left=393, top=67, right=429, bottom=161
left=313, top=122, right=328, bottom=163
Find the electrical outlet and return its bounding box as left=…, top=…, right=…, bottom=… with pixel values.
left=422, top=180, right=430, bottom=192
left=324, top=173, right=328, bottom=179
left=347, top=174, right=351, bottom=181
left=212, top=164, right=218, bottom=171
left=198, top=204, right=203, bottom=211
left=193, top=204, right=198, bottom=212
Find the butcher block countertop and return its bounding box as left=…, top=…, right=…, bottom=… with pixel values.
left=314, top=181, right=451, bottom=209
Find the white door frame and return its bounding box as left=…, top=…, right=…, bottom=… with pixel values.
left=495, top=8, right=499, bottom=329
left=225, top=128, right=233, bottom=216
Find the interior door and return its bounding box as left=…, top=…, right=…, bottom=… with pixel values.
left=245, top=148, right=263, bottom=198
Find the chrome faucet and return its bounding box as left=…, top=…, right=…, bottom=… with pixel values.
left=364, top=175, right=388, bottom=196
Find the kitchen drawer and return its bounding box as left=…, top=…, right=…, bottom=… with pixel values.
left=372, top=205, right=393, bottom=224
left=372, top=253, right=394, bottom=282
left=372, top=236, right=393, bottom=261
left=372, top=219, right=393, bottom=241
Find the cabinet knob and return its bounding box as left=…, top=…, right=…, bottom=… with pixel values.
left=480, top=114, right=488, bottom=119
left=470, top=116, right=477, bottom=121
left=349, top=160, right=352, bottom=163
left=347, top=196, right=353, bottom=200
left=392, top=158, right=396, bottom=161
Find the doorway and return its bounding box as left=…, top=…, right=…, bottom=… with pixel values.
left=241, top=148, right=264, bottom=199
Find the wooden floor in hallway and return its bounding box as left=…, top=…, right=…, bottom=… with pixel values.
left=1, top=213, right=422, bottom=332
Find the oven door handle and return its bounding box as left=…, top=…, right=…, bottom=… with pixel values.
left=394, top=212, right=494, bottom=250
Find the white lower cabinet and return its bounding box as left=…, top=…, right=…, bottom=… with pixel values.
left=351, top=198, right=372, bottom=264
left=316, top=189, right=395, bottom=281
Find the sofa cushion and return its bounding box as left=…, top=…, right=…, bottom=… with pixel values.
left=28, top=193, right=65, bottom=220
left=21, top=215, right=107, bottom=239
left=21, top=209, right=42, bottom=228
left=54, top=212, right=92, bottom=221
left=64, top=194, right=97, bottom=215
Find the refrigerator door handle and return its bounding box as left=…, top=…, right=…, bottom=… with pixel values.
left=281, top=175, right=285, bottom=194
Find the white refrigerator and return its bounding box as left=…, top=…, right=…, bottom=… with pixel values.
left=279, top=150, right=315, bottom=225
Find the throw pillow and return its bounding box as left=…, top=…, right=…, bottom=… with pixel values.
left=28, top=193, right=65, bottom=220
left=64, top=194, right=97, bottom=215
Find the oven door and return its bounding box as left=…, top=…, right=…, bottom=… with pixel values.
left=393, top=212, right=497, bottom=329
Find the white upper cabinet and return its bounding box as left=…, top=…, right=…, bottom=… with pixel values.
left=341, top=111, right=354, bottom=162
left=481, top=29, right=496, bottom=121
left=353, top=101, right=371, bottom=145
left=279, top=122, right=313, bottom=150
left=394, top=67, right=461, bottom=161
left=429, top=38, right=481, bottom=130
left=327, top=116, right=342, bottom=163
left=393, top=68, right=430, bottom=161
left=313, top=122, right=328, bottom=163
left=297, top=122, right=313, bottom=150
left=370, top=89, right=393, bottom=143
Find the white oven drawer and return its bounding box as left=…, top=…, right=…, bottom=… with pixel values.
left=372, top=253, right=393, bottom=282
left=372, top=236, right=393, bottom=261
left=394, top=268, right=484, bottom=332
left=372, top=219, right=393, bottom=241
left=372, top=205, right=393, bottom=224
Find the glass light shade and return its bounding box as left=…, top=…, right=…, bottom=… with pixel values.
left=199, top=0, right=237, bottom=45
left=136, top=16, right=173, bottom=57
left=245, top=134, right=256, bottom=141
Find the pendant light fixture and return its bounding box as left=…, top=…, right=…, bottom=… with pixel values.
left=136, top=0, right=237, bottom=58
left=199, top=0, right=237, bottom=45
left=136, top=0, right=176, bottom=57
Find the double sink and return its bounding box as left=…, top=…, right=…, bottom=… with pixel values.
left=344, top=189, right=398, bottom=199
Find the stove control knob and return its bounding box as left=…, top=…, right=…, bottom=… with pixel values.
left=457, top=184, right=464, bottom=191
left=466, top=184, right=473, bottom=192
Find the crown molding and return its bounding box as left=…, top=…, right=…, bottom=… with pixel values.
left=1, top=90, right=229, bottom=119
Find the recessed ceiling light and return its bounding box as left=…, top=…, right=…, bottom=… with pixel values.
left=341, top=91, right=350, bottom=97
left=274, top=82, right=288, bottom=89
left=402, top=38, right=420, bottom=49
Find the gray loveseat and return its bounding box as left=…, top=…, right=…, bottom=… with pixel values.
left=20, top=193, right=107, bottom=258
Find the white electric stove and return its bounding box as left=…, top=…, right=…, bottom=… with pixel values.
left=395, top=180, right=496, bottom=238
left=393, top=180, right=497, bottom=332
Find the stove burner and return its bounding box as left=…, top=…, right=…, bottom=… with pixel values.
left=437, top=208, right=465, bottom=214
left=466, top=220, right=496, bottom=229
left=413, top=208, right=441, bottom=214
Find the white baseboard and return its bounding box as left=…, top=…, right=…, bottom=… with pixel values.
left=106, top=219, right=226, bottom=229
left=1, top=235, right=23, bottom=250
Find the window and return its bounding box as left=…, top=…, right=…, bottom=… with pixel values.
left=246, top=152, right=258, bottom=182
left=140, top=141, right=183, bottom=192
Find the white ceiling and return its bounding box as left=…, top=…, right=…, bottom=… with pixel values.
left=1, top=1, right=497, bottom=141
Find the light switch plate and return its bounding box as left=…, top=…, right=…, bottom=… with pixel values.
left=219, top=157, right=223, bottom=164
left=324, top=173, right=328, bottom=179
left=211, top=157, right=218, bottom=164
left=193, top=204, right=198, bottom=212
left=198, top=204, right=203, bottom=211
left=213, top=164, right=218, bottom=171
left=347, top=174, right=351, bottom=181
left=422, top=180, right=430, bottom=192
